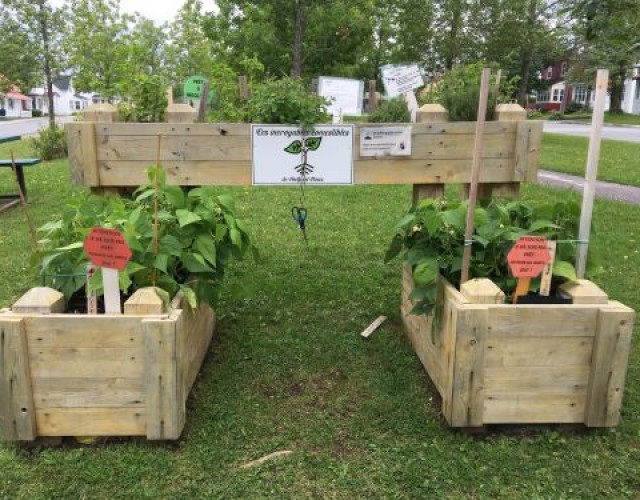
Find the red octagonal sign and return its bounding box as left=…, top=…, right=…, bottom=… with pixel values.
left=83, top=227, right=132, bottom=271
left=507, top=236, right=551, bottom=278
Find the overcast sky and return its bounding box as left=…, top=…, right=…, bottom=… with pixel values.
left=51, top=0, right=218, bottom=25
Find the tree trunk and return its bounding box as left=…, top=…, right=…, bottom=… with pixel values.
left=609, top=65, right=627, bottom=114
left=517, top=0, right=538, bottom=107
left=38, top=2, right=56, bottom=129
left=291, top=0, right=305, bottom=77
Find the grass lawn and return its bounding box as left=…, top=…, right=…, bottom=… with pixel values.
left=540, top=133, right=640, bottom=187
left=1, top=141, right=639, bottom=497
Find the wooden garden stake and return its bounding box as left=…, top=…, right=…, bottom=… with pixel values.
left=153, top=135, right=162, bottom=285
left=460, top=68, right=491, bottom=285
left=539, top=241, right=556, bottom=297
left=576, top=69, right=608, bottom=279
left=10, top=151, right=39, bottom=252
left=86, top=264, right=98, bottom=314
left=197, top=81, right=209, bottom=123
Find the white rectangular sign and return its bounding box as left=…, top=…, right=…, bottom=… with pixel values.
left=360, top=126, right=412, bottom=157
left=318, top=77, right=364, bottom=116
left=381, top=64, right=424, bottom=98
left=252, top=125, right=354, bottom=185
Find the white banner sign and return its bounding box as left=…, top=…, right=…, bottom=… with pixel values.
left=252, top=125, right=354, bottom=185
left=381, top=64, right=424, bottom=97
left=360, top=126, right=412, bottom=157
left=318, top=77, right=364, bottom=116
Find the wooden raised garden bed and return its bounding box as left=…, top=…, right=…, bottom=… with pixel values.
left=401, top=266, right=635, bottom=428
left=0, top=287, right=215, bottom=441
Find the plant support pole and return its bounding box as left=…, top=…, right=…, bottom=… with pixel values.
left=10, top=151, right=39, bottom=252
left=460, top=68, right=491, bottom=285
left=152, top=135, right=162, bottom=285
left=576, top=69, right=608, bottom=279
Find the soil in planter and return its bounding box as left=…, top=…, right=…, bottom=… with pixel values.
left=517, top=293, right=572, bottom=305
left=65, top=289, right=134, bottom=314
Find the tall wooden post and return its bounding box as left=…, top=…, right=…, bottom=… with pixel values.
left=368, top=80, right=378, bottom=112
left=413, top=103, right=448, bottom=204
left=464, top=102, right=527, bottom=199
left=238, top=75, right=250, bottom=100
left=165, top=103, right=196, bottom=124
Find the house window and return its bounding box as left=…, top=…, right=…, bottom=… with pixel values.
left=547, top=67, right=553, bottom=79
left=559, top=89, right=565, bottom=102
left=621, top=86, right=625, bottom=101
left=8, top=100, right=14, bottom=109
left=537, top=90, right=550, bottom=102
left=574, top=86, right=586, bottom=103
left=561, top=62, right=568, bottom=77
left=636, top=81, right=640, bottom=99
left=552, top=89, right=559, bottom=102
left=75, top=101, right=81, bottom=110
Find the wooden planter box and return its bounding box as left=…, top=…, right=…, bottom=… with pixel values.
left=0, top=287, right=215, bottom=441
left=401, top=266, right=635, bottom=428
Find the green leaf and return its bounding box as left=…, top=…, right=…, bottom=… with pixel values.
left=217, top=194, right=236, bottom=212
left=154, top=253, right=170, bottom=273
left=304, top=137, right=322, bottom=151
left=179, top=285, right=198, bottom=309
left=183, top=252, right=214, bottom=273
left=159, top=234, right=184, bottom=257
left=176, top=209, right=202, bottom=227
left=125, top=262, right=146, bottom=276
left=553, top=260, right=577, bottom=281
left=194, top=233, right=217, bottom=268
left=230, top=228, right=242, bottom=248
left=384, top=234, right=403, bottom=263
left=57, top=241, right=84, bottom=251
left=394, top=213, right=415, bottom=230
left=528, top=220, right=561, bottom=232
left=284, top=140, right=303, bottom=154
left=118, top=271, right=132, bottom=292
left=165, top=186, right=185, bottom=209
left=413, top=258, right=439, bottom=286
left=215, top=224, right=228, bottom=242
left=135, top=188, right=155, bottom=202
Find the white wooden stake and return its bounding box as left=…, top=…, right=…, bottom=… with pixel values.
left=403, top=91, right=419, bottom=123
left=539, top=241, right=556, bottom=296
left=102, top=267, right=121, bottom=314
left=576, top=69, right=608, bottom=279
left=460, top=68, right=491, bottom=285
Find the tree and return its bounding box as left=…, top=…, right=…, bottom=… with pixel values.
left=0, top=11, right=39, bottom=94
left=567, top=0, right=640, bottom=113
left=3, top=0, right=64, bottom=127
left=165, top=0, right=215, bottom=86
left=64, top=0, right=132, bottom=100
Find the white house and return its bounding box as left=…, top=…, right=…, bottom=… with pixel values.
left=29, top=76, right=92, bottom=116
left=0, top=86, right=33, bottom=118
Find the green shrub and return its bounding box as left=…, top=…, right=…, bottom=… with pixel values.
left=527, top=110, right=544, bottom=119
left=565, top=102, right=589, bottom=114
left=548, top=112, right=564, bottom=121
left=368, top=98, right=410, bottom=123
left=246, top=77, right=329, bottom=127
left=128, top=73, right=167, bottom=123
left=31, top=109, right=43, bottom=117
left=31, top=126, right=67, bottom=160
left=423, top=63, right=517, bottom=121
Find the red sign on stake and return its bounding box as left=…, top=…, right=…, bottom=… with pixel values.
left=507, top=236, right=551, bottom=278
left=83, top=227, right=132, bottom=271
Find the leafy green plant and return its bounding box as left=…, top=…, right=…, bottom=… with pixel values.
left=31, top=109, right=43, bottom=117
left=36, top=169, right=256, bottom=309
left=30, top=126, right=67, bottom=160
left=246, top=77, right=330, bottom=128
left=386, top=198, right=599, bottom=315
left=368, top=97, right=410, bottom=123
left=421, top=63, right=518, bottom=121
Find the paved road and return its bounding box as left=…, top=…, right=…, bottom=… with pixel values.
left=538, top=169, right=640, bottom=205
left=543, top=121, right=640, bottom=143
left=0, top=116, right=73, bottom=138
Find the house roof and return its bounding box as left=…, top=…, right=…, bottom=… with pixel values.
left=6, top=91, right=30, bottom=101
left=52, top=76, right=71, bottom=91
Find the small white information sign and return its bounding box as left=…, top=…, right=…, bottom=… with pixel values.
left=252, top=125, right=354, bottom=185
left=318, top=77, right=364, bottom=116
left=360, top=126, right=412, bottom=157
left=381, top=64, right=424, bottom=98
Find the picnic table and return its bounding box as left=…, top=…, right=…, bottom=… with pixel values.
left=0, top=136, right=41, bottom=212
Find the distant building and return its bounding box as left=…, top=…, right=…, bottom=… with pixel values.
left=0, top=85, right=33, bottom=118
left=534, top=60, right=640, bottom=114
left=29, top=76, right=92, bottom=116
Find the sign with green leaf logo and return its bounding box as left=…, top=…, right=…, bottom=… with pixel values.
left=252, top=125, right=353, bottom=185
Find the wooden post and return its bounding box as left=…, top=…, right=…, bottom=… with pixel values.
left=166, top=86, right=174, bottom=106
left=460, top=68, right=491, bottom=285
left=165, top=103, right=197, bottom=124
left=197, top=82, right=209, bottom=123
left=413, top=103, right=448, bottom=204
left=12, top=287, right=65, bottom=314
left=576, top=69, right=608, bottom=279
left=124, top=287, right=167, bottom=315
left=0, top=318, right=37, bottom=441
left=82, top=104, right=122, bottom=196
left=368, top=80, right=378, bottom=112
left=238, top=75, right=250, bottom=100
left=463, top=102, right=527, bottom=199
left=311, top=78, right=319, bottom=94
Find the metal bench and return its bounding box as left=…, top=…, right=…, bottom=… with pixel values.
left=0, top=136, right=41, bottom=212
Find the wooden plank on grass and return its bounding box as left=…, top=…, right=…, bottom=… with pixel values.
left=36, top=407, right=145, bottom=436
left=0, top=318, right=37, bottom=440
